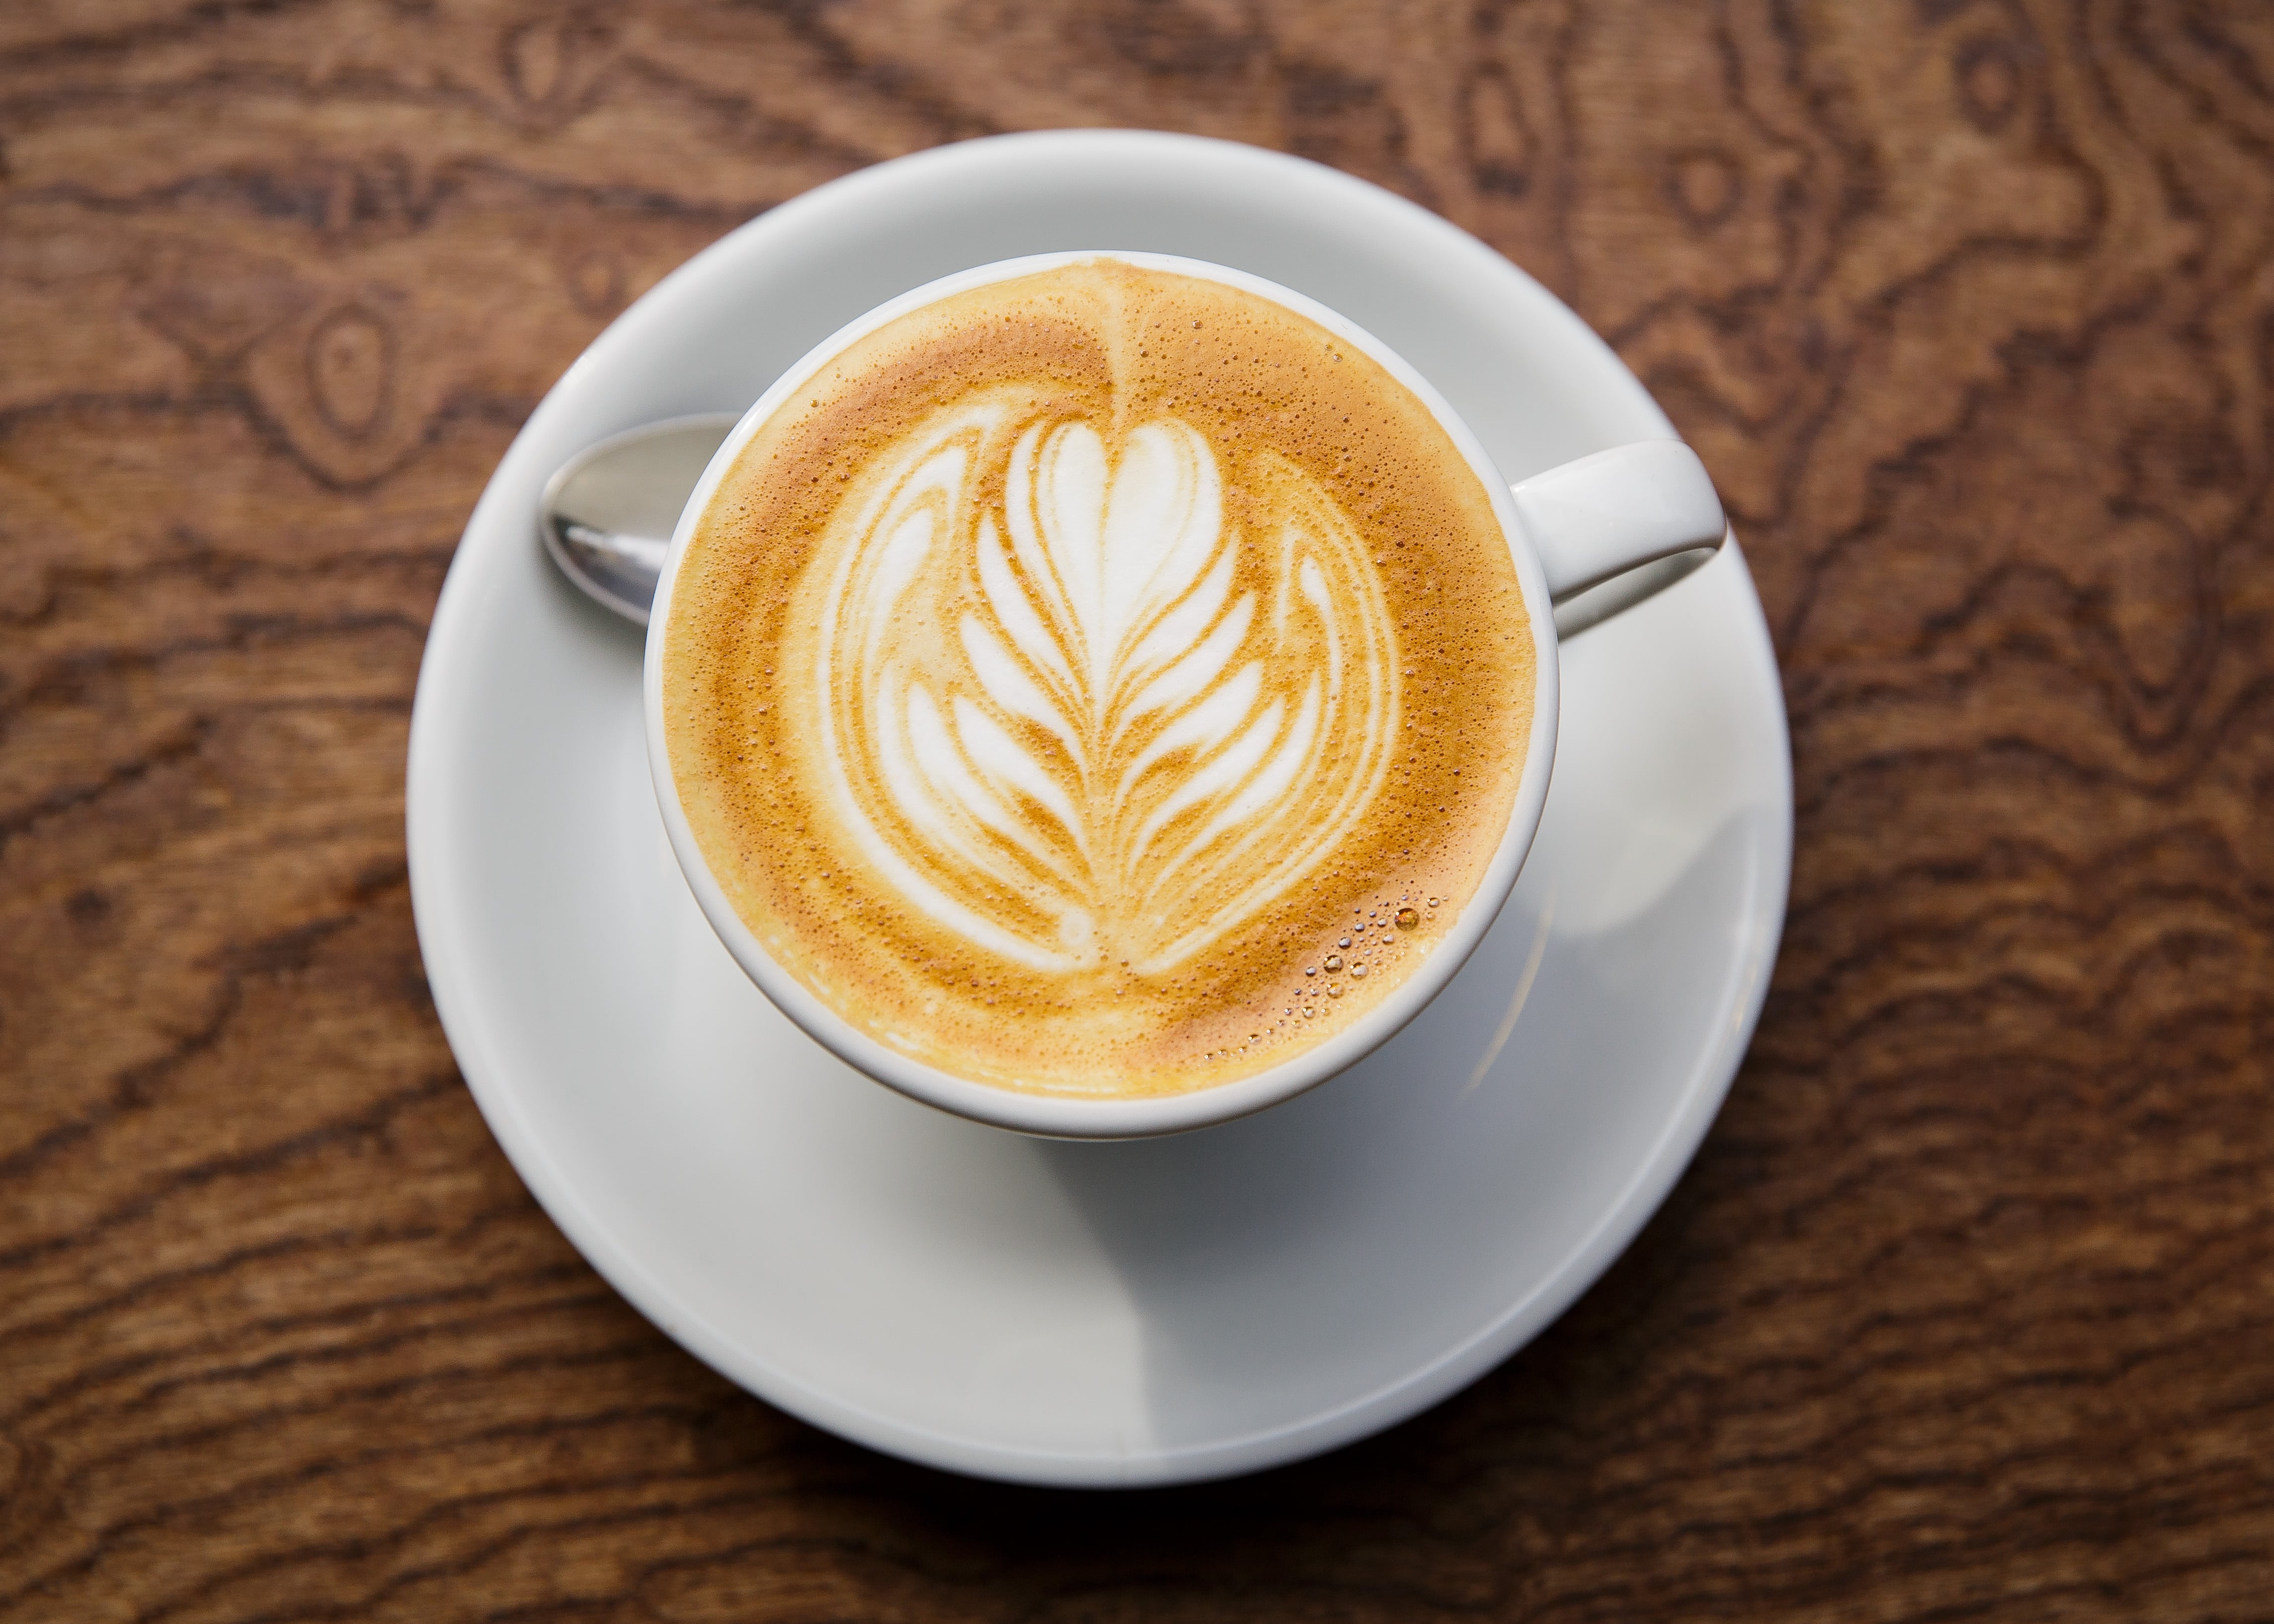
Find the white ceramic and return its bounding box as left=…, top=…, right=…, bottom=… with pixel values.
left=406, top=130, right=1792, bottom=1485
left=645, top=250, right=1726, bottom=1138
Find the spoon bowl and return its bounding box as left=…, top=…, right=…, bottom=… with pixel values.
left=539, top=413, right=741, bottom=624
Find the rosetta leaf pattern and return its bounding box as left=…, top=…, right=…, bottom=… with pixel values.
left=814, top=395, right=1399, bottom=974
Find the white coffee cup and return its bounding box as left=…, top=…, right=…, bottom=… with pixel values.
left=646, top=251, right=1725, bottom=1139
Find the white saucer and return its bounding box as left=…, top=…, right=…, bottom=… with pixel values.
left=406, top=132, right=1792, bottom=1486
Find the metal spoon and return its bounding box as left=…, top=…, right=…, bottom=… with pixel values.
left=538, top=414, right=742, bottom=625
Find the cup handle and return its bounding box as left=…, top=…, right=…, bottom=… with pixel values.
left=1510, top=440, right=1728, bottom=635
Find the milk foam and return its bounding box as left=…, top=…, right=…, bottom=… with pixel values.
left=814, top=397, right=1400, bottom=974
left=663, top=259, right=1534, bottom=1097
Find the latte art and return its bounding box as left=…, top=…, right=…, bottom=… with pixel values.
left=662, top=259, right=1533, bottom=1097
left=818, top=398, right=1398, bottom=975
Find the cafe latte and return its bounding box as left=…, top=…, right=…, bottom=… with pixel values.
left=659, top=258, right=1534, bottom=1096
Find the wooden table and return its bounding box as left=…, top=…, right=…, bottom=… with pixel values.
left=4, top=3, right=2269, bottom=1618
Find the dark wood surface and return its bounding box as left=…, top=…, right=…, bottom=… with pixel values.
left=4, top=2, right=2271, bottom=1618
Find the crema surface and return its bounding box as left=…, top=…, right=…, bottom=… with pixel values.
left=663, top=260, right=1534, bottom=1096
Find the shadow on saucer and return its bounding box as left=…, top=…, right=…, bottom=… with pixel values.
left=1030, top=810, right=1770, bottom=1465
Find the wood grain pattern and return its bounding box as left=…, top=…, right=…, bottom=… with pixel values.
left=3, top=1, right=2271, bottom=1618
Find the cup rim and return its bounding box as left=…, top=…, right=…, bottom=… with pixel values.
left=644, top=249, right=1562, bottom=1137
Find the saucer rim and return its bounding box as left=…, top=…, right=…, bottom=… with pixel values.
left=407, top=129, right=1793, bottom=1485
